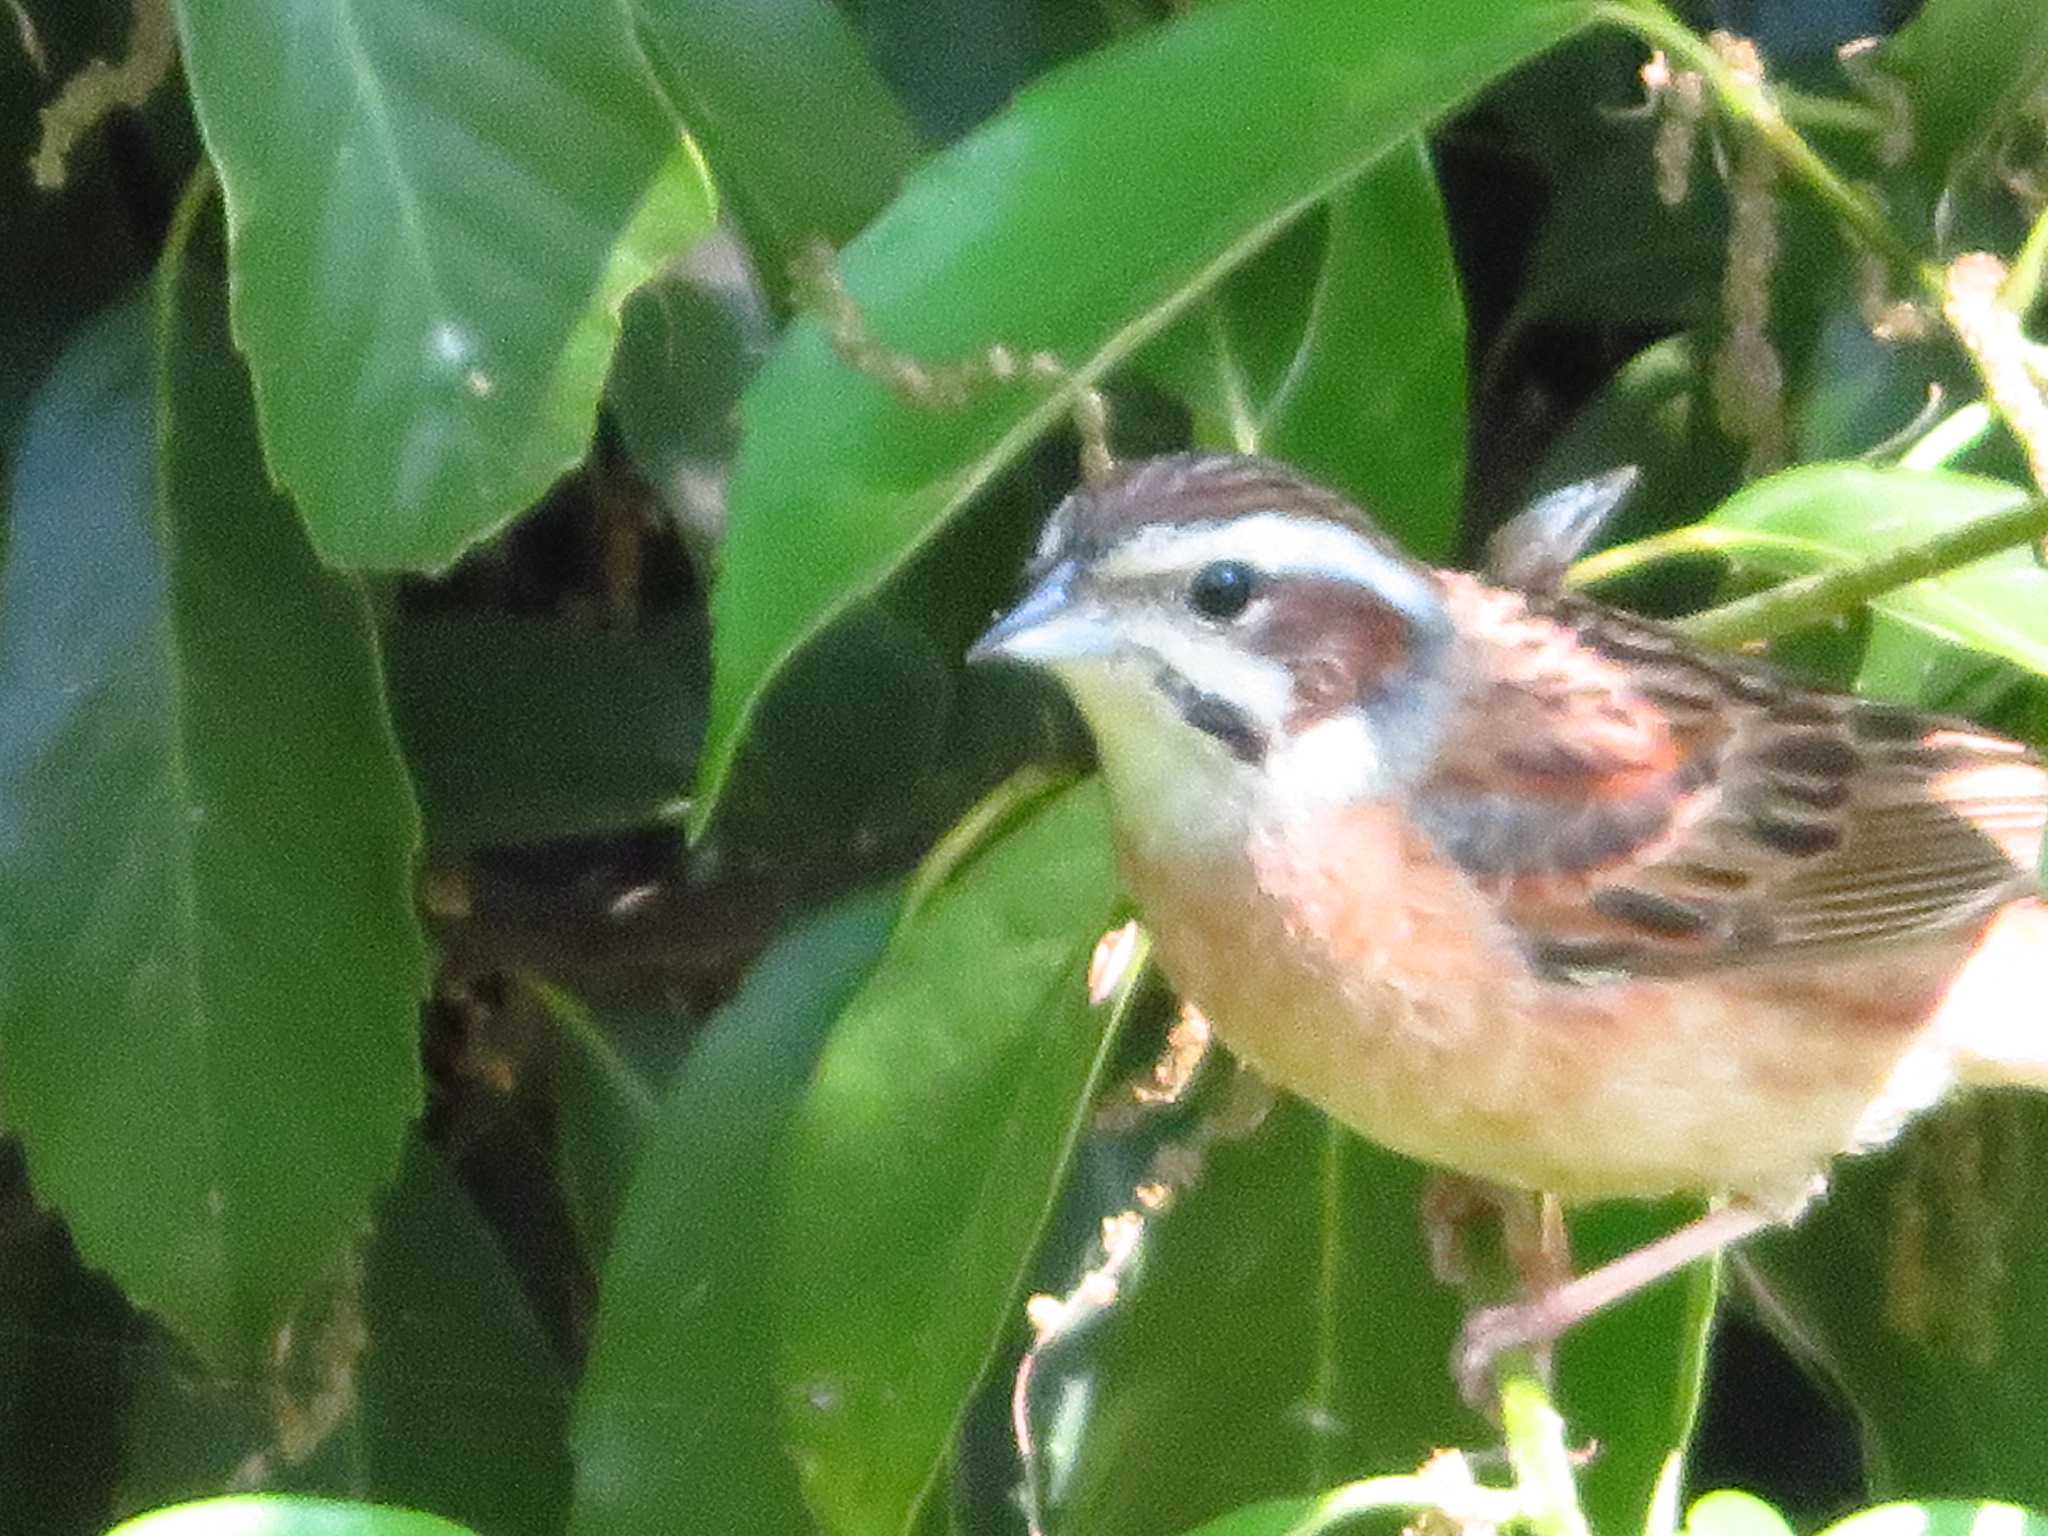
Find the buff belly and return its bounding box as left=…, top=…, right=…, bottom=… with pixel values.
left=1118, top=808, right=1965, bottom=1212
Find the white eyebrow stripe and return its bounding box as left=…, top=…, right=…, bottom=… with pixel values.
left=1096, top=513, right=1442, bottom=620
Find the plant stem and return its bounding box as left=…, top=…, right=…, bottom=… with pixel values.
left=1592, top=0, right=1938, bottom=297
left=901, top=764, right=1072, bottom=918
left=2002, top=201, right=2048, bottom=319
left=1499, top=1365, right=1594, bottom=1536
left=1899, top=401, right=1996, bottom=470
left=1676, top=495, right=2048, bottom=648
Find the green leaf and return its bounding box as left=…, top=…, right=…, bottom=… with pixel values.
left=694, top=0, right=1600, bottom=832
left=356, top=1137, right=574, bottom=1536
left=1145, top=141, right=1468, bottom=560
left=383, top=609, right=707, bottom=847
left=1821, top=1505, right=2048, bottom=1536
left=1174, top=1498, right=1323, bottom=1536
left=1042, top=1110, right=1710, bottom=1536
left=0, top=212, right=425, bottom=1368
left=1255, top=142, right=1467, bottom=561
left=569, top=887, right=901, bottom=1536
left=107, top=1495, right=481, bottom=1536
left=1880, top=0, right=2048, bottom=199
left=536, top=986, right=658, bottom=1274
left=1041, top=1100, right=1473, bottom=1536
left=1560, top=1202, right=1718, bottom=1536
left=775, top=779, right=1126, bottom=1536
left=110, top=1135, right=573, bottom=1533
left=1744, top=1096, right=2048, bottom=1510
left=1686, top=1490, right=1798, bottom=1536
left=173, top=0, right=718, bottom=568
left=1701, top=465, right=2048, bottom=681
left=625, top=0, right=921, bottom=303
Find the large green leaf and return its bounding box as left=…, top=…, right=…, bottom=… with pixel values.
left=352, top=1137, right=574, bottom=1536
left=1744, top=1095, right=2048, bottom=1510
left=693, top=0, right=1600, bottom=832
left=568, top=886, right=900, bottom=1536
left=1041, top=1103, right=1711, bottom=1536
left=1823, top=1504, right=2048, bottom=1536
left=0, top=214, right=425, bottom=1368
left=109, top=1136, right=572, bottom=1534
left=173, top=0, right=717, bottom=568
left=626, top=0, right=921, bottom=304
left=1558, top=1201, right=1718, bottom=1536
left=775, top=779, right=1127, bottom=1536
left=1253, top=142, right=1467, bottom=562
left=1577, top=464, right=2048, bottom=681
left=1039, top=1101, right=1471, bottom=1536
left=1144, top=141, right=1468, bottom=561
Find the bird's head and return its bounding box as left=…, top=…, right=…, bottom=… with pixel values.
left=970, top=454, right=1464, bottom=842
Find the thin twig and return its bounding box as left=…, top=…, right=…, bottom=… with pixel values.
left=1593, top=0, right=1937, bottom=295
left=1675, top=494, right=2048, bottom=648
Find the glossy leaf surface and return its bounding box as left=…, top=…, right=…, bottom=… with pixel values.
left=0, top=226, right=425, bottom=1368
left=1042, top=1102, right=1710, bottom=1536
left=1701, top=465, right=2048, bottom=679
left=1687, top=1490, right=1799, bottom=1536
left=569, top=888, right=901, bottom=1536
left=626, top=0, right=921, bottom=302
left=108, top=1496, right=480, bottom=1536
left=1822, top=1504, right=2048, bottom=1536
left=1144, top=141, right=1468, bottom=560
left=1745, top=1096, right=2048, bottom=1510
left=775, top=780, right=1125, bottom=1536
left=174, top=0, right=717, bottom=567
left=695, top=0, right=1599, bottom=829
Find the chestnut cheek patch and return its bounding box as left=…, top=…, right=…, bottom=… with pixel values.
left=1262, top=581, right=1414, bottom=729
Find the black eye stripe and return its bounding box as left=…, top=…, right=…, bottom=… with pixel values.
left=1154, top=665, right=1266, bottom=763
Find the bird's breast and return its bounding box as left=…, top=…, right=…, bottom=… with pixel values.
left=1116, top=799, right=1959, bottom=1207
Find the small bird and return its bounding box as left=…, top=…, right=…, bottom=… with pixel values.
left=969, top=451, right=2048, bottom=1396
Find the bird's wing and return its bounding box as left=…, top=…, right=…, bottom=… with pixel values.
left=1415, top=581, right=2048, bottom=982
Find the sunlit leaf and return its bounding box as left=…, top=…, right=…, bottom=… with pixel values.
left=1144, top=141, right=1468, bottom=560
left=625, top=0, right=920, bottom=301
left=175, top=0, right=718, bottom=567
left=775, top=779, right=1125, bottom=1536
left=570, top=888, right=901, bottom=1536
left=1702, top=465, right=2048, bottom=681
left=0, top=208, right=424, bottom=1368
left=107, top=1495, right=480, bottom=1536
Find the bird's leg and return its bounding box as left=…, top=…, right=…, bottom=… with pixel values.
left=1421, top=1177, right=1570, bottom=1293
left=1454, top=1199, right=1773, bottom=1408
left=1424, top=1178, right=1573, bottom=1395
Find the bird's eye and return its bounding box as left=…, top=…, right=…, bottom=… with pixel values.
left=1187, top=560, right=1257, bottom=621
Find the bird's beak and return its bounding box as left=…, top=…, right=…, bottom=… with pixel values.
left=967, top=562, right=1109, bottom=667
